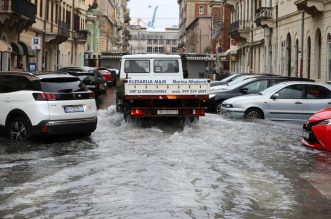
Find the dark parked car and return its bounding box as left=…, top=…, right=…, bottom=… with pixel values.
left=211, top=73, right=247, bottom=87
left=68, top=71, right=107, bottom=96
left=209, top=76, right=314, bottom=113
left=58, top=66, right=95, bottom=73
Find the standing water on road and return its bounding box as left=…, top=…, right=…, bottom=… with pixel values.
left=0, top=106, right=331, bottom=218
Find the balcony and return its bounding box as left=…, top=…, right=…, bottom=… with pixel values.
left=295, top=0, right=324, bottom=16
left=0, top=0, right=37, bottom=31
left=254, top=7, right=274, bottom=28
left=73, top=30, right=89, bottom=42
left=45, top=21, right=70, bottom=44
left=229, top=20, right=250, bottom=42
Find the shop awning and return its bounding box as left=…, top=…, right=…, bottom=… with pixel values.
left=10, top=42, right=24, bottom=56
left=19, top=41, right=35, bottom=57
left=0, top=40, right=11, bottom=52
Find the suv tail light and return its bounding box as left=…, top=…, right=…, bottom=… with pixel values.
left=193, top=109, right=205, bottom=116
left=89, top=92, right=95, bottom=99
left=33, top=93, right=57, bottom=101
left=131, top=109, right=144, bottom=116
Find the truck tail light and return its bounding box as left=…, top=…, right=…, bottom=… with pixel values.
left=194, top=109, right=205, bottom=116
left=131, top=109, right=144, bottom=116
left=33, top=93, right=57, bottom=101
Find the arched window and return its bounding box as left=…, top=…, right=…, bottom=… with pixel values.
left=316, top=29, right=322, bottom=79
left=286, top=33, right=292, bottom=76
left=307, top=36, right=311, bottom=79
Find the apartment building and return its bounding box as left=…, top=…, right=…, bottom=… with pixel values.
left=178, top=0, right=212, bottom=53
left=17, top=0, right=90, bottom=71
left=129, top=25, right=179, bottom=54
left=0, top=0, right=37, bottom=71
left=222, top=0, right=331, bottom=82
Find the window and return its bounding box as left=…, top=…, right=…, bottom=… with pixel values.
left=147, top=47, right=153, bottom=53
left=153, top=60, right=179, bottom=73
left=306, top=85, right=331, bottom=99
left=172, top=40, right=177, bottom=45
left=276, top=84, right=304, bottom=99
left=242, top=80, right=268, bottom=93
left=124, top=60, right=150, bottom=73
left=166, top=40, right=171, bottom=45
left=153, top=47, right=159, bottom=53
left=172, top=47, right=177, bottom=53
left=0, top=76, right=38, bottom=93
left=153, top=39, right=158, bottom=45
left=159, top=47, right=164, bottom=53
left=199, top=5, right=204, bottom=14
left=147, top=39, right=153, bottom=45
left=159, top=39, right=164, bottom=44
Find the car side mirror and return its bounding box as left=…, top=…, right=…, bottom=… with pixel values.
left=271, top=93, right=279, bottom=100
left=240, top=88, right=248, bottom=94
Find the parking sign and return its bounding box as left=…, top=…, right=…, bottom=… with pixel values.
left=32, top=37, right=41, bottom=50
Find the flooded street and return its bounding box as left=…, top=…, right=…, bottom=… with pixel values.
left=0, top=89, right=331, bottom=218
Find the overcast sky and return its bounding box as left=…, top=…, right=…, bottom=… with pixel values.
left=128, top=0, right=179, bottom=29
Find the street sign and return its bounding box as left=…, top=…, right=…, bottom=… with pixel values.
left=27, top=63, right=37, bottom=72
left=32, top=37, right=41, bottom=50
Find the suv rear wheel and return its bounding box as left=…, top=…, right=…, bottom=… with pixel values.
left=8, top=117, right=32, bottom=141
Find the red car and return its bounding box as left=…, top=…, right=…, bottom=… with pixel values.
left=302, top=108, right=331, bottom=151
left=95, top=67, right=115, bottom=87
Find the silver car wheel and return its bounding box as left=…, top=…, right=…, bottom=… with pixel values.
left=245, top=109, right=263, bottom=120
left=10, top=121, right=27, bottom=141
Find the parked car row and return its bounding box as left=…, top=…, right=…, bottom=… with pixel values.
left=58, top=66, right=119, bottom=96
left=212, top=73, right=331, bottom=152
left=209, top=74, right=314, bottom=113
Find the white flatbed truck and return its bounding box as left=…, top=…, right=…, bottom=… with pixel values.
left=116, top=54, right=210, bottom=122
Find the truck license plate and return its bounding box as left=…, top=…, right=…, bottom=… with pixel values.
left=64, top=105, right=84, bottom=113
left=157, top=110, right=178, bottom=115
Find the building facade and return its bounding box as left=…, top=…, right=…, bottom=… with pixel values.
left=129, top=25, right=179, bottom=54
left=178, top=0, right=212, bottom=53
left=0, top=0, right=37, bottom=71
left=18, top=0, right=90, bottom=71
left=222, top=0, right=331, bottom=82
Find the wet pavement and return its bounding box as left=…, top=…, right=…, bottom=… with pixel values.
left=0, top=88, right=331, bottom=218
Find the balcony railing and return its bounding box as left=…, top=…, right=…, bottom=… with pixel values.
left=58, top=21, right=70, bottom=38
left=230, top=20, right=239, bottom=33
left=255, top=7, right=273, bottom=20
left=73, top=30, right=89, bottom=41
left=0, top=0, right=36, bottom=21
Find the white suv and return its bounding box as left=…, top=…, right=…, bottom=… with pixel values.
left=0, top=72, right=98, bottom=141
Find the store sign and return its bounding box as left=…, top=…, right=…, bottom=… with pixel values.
left=32, top=37, right=41, bottom=50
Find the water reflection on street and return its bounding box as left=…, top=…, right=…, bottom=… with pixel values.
left=0, top=88, right=330, bottom=219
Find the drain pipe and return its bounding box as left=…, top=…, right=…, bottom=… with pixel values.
left=300, top=11, right=304, bottom=78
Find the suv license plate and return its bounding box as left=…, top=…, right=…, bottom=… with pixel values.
left=157, top=110, right=178, bottom=115
left=64, top=105, right=84, bottom=113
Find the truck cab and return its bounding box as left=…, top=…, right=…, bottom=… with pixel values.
left=120, top=54, right=184, bottom=80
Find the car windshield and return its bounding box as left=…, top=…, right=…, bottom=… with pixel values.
left=227, top=78, right=257, bottom=89
left=40, top=77, right=88, bottom=93
left=259, top=83, right=286, bottom=95
left=220, top=74, right=240, bottom=82
left=227, top=75, right=253, bottom=86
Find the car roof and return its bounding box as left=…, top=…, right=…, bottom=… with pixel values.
left=122, top=54, right=181, bottom=59
left=0, top=71, right=34, bottom=77
left=34, top=72, right=77, bottom=79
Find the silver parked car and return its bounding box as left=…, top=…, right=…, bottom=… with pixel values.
left=221, top=81, right=331, bottom=122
